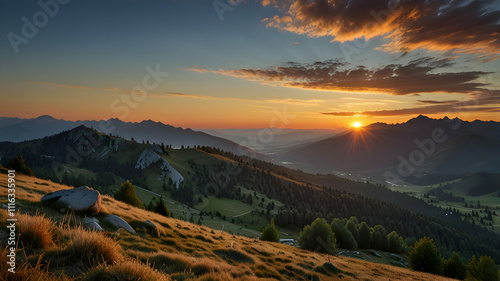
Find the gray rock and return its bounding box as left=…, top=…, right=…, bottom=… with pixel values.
left=144, top=220, right=157, bottom=229
left=41, top=186, right=101, bottom=213
left=83, top=217, right=104, bottom=231
left=105, top=214, right=136, bottom=234
left=0, top=204, right=7, bottom=209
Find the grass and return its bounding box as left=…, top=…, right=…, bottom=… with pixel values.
left=0, top=170, right=458, bottom=281
left=61, top=227, right=124, bottom=268
left=17, top=212, right=54, bottom=250
left=82, top=260, right=169, bottom=281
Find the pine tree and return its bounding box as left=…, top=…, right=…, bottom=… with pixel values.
left=409, top=237, right=442, bottom=275
left=155, top=197, right=169, bottom=217
left=260, top=219, right=280, bottom=242
left=114, top=180, right=144, bottom=209
left=443, top=252, right=466, bottom=280
left=358, top=221, right=371, bottom=249
left=8, top=155, right=33, bottom=176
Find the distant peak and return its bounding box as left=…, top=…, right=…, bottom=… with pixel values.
left=35, top=115, right=56, bottom=121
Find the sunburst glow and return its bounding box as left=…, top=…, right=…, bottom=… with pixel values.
left=352, top=122, right=362, bottom=128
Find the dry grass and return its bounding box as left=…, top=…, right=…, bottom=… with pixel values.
left=0, top=171, right=459, bottom=281
left=62, top=227, right=124, bottom=268
left=82, top=260, right=169, bottom=281
left=0, top=247, right=72, bottom=281
left=17, top=213, right=55, bottom=250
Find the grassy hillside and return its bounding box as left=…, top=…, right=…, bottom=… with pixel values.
left=0, top=170, right=456, bottom=281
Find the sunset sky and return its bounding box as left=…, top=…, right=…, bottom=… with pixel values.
left=1, top=0, right=499, bottom=129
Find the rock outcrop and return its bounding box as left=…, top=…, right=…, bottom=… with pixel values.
left=82, top=217, right=104, bottom=231
left=105, top=214, right=136, bottom=234
left=135, top=145, right=184, bottom=189
left=41, top=186, right=101, bottom=214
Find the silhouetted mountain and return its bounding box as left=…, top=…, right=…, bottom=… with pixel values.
left=0, top=116, right=267, bottom=160
left=281, top=115, right=500, bottom=183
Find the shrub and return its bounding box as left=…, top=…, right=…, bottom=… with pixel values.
left=18, top=213, right=54, bottom=250
left=465, top=255, right=499, bottom=281
left=63, top=227, right=123, bottom=268
left=298, top=218, right=336, bottom=254
left=260, top=219, right=279, bottom=242
left=8, top=156, right=33, bottom=176
left=114, top=180, right=144, bottom=209
left=443, top=252, right=466, bottom=280
left=409, top=237, right=442, bottom=275
left=83, top=260, right=169, bottom=281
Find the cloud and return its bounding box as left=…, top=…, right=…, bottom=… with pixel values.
left=188, top=57, right=491, bottom=95
left=322, top=90, right=500, bottom=116
left=262, top=0, right=500, bottom=60
left=183, top=68, right=210, bottom=73
left=162, top=91, right=325, bottom=106
left=417, top=100, right=459, bottom=105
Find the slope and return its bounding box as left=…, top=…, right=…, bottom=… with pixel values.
left=0, top=170, right=456, bottom=281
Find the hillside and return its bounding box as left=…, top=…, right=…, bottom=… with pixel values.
left=1, top=125, right=500, bottom=264
left=0, top=170, right=456, bottom=281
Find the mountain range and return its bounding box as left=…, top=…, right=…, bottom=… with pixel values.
left=279, top=115, right=500, bottom=184
left=0, top=115, right=268, bottom=160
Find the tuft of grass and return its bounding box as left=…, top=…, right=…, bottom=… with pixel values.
left=148, top=251, right=192, bottom=274
left=313, top=262, right=343, bottom=276
left=0, top=247, right=69, bottom=281
left=213, top=249, right=254, bottom=264
left=191, top=258, right=225, bottom=276
left=190, top=271, right=235, bottom=281
left=18, top=213, right=54, bottom=250
left=63, top=227, right=123, bottom=268
left=82, top=260, right=169, bottom=281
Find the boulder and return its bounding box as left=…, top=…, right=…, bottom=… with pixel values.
left=105, top=214, right=136, bottom=234
left=144, top=220, right=157, bottom=230
left=41, top=186, right=101, bottom=214
left=82, top=217, right=104, bottom=231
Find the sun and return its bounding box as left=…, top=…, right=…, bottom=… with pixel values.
left=352, top=121, right=362, bottom=128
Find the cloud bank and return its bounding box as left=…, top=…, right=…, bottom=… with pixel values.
left=262, top=0, right=500, bottom=60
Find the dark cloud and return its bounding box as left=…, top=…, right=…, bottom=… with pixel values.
left=262, top=0, right=500, bottom=60
left=322, top=90, right=500, bottom=116
left=189, top=57, right=491, bottom=95
left=417, top=100, right=459, bottom=105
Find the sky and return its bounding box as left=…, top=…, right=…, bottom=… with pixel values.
left=1, top=0, right=499, bottom=129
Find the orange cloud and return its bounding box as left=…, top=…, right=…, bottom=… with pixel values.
left=322, top=90, right=500, bottom=116
left=262, top=0, right=500, bottom=60
left=187, top=57, right=491, bottom=95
